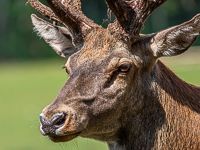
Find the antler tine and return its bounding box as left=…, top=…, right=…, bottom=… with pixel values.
left=47, top=0, right=99, bottom=36
left=27, top=0, right=61, bottom=24
left=106, top=0, right=166, bottom=36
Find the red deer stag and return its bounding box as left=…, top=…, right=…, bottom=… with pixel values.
left=28, top=0, right=200, bottom=149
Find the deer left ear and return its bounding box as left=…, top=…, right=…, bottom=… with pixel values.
left=149, top=14, right=200, bottom=58
left=31, top=14, right=77, bottom=58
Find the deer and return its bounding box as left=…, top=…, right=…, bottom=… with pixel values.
left=27, top=0, right=200, bottom=149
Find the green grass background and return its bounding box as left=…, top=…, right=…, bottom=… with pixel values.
left=0, top=48, right=199, bottom=150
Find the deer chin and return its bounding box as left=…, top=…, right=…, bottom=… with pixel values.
left=48, top=132, right=81, bottom=143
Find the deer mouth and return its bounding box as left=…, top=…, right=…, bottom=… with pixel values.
left=48, top=131, right=82, bottom=142
left=40, top=122, right=83, bottom=142
left=40, top=123, right=83, bottom=142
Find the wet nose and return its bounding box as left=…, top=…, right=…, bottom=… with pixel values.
left=40, top=112, right=66, bottom=135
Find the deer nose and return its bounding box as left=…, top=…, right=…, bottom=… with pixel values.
left=39, top=112, right=66, bottom=136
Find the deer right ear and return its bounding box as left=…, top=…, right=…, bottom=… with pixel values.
left=149, top=14, right=200, bottom=58
left=31, top=14, right=77, bottom=58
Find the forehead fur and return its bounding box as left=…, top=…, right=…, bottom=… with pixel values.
left=73, top=28, right=123, bottom=64
left=65, top=28, right=130, bottom=71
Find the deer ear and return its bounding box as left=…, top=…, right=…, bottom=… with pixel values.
left=150, top=14, right=200, bottom=57
left=31, top=14, right=77, bottom=58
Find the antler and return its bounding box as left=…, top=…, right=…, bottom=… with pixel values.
left=106, top=0, right=166, bottom=35
left=46, top=0, right=99, bottom=34
left=27, top=0, right=99, bottom=46
left=27, top=0, right=61, bottom=24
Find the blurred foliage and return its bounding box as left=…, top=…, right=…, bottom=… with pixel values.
left=0, top=0, right=200, bottom=60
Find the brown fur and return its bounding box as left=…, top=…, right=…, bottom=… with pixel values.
left=154, top=61, right=200, bottom=149
left=114, top=61, right=200, bottom=150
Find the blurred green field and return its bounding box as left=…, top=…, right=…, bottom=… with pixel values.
left=0, top=48, right=199, bottom=150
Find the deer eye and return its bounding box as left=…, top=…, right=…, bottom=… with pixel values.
left=118, top=63, right=131, bottom=73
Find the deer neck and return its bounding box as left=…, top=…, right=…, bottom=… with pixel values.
left=108, top=60, right=200, bottom=150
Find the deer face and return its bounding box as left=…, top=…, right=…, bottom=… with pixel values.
left=30, top=0, right=200, bottom=143
left=44, top=50, right=134, bottom=142
left=33, top=18, right=138, bottom=141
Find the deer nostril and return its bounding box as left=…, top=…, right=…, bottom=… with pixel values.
left=51, top=112, right=66, bottom=127
left=40, top=112, right=66, bottom=127
left=39, top=112, right=67, bottom=136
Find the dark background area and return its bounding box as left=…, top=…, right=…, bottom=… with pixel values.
left=0, top=0, right=200, bottom=60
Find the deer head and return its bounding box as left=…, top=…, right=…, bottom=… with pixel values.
left=28, top=0, right=200, bottom=143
